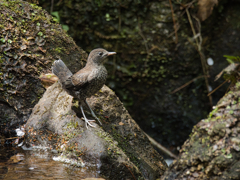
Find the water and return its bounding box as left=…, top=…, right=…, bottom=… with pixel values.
left=0, top=146, right=102, bottom=180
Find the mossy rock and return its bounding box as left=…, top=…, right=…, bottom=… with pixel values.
left=0, top=0, right=87, bottom=135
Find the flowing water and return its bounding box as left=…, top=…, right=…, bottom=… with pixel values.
left=0, top=146, right=102, bottom=180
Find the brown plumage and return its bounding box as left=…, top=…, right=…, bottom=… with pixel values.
left=52, top=48, right=116, bottom=128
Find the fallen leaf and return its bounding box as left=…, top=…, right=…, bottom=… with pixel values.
left=20, top=44, right=27, bottom=50
left=197, top=0, right=218, bottom=21
left=119, top=122, right=124, bottom=126
left=39, top=73, right=58, bottom=88
left=38, top=47, right=46, bottom=53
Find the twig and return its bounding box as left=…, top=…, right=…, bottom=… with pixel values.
left=178, top=0, right=197, bottom=9
left=226, top=81, right=233, bottom=94
left=167, top=25, right=180, bottom=39
left=192, top=15, right=202, bottom=48
left=144, top=132, right=178, bottom=159
left=208, top=79, right=228, bottom=96
left=171, top=75, right=205, bottom=94
left=51, top=0, right=54, bottom=13
left=124, top=163, right=136, bottom=180
left=5, top=137, right=19, bottom=140
left=118, top=8, right=121, bottom=32
left=186, top=8, right=212, bottom=107
left=186, top=8, right=199, bottom=47
left=169, top=0, right=178, bottom=44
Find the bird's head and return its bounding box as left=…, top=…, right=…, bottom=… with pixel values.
left=87, top=48, right=116, bottom=65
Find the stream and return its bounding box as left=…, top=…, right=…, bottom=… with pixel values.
left=0, top=146, right=102, bottom=180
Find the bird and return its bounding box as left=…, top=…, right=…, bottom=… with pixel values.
left=52, top=48, right=116, bottom=128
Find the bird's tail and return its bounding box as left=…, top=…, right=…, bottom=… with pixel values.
left=52, top=59, right=73, bottom=83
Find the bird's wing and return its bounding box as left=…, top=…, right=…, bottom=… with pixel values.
left=62, top=77, right=75, bottom=89
left=70, top=69, right=91, bottom=90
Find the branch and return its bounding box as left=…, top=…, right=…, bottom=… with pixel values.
left=144, top=132, right=178, bottom=159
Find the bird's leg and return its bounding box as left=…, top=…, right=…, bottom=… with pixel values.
left=79, top=101, right=96, bottom=129
left=84, top=100, right=102, bottom=125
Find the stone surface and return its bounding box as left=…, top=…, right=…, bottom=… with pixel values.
left=26, top=82, right=167, bottom=180
left=0, top=0, right=87, bottom=134
left=161, top=82, right=240, bottom=180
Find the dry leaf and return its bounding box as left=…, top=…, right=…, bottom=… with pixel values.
left=119, top=122, right=124, bottom=126
left=38, top=47, right=46, bottom=53
left=39, top=73, right=58, bottom=88
left=197, top=0, right=218, bottom=21
left=20, top=44, right=27, bottom=50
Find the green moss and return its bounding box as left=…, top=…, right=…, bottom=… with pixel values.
left=63, top=120, right=83, bottom=140
left=208, top=107, right=219, bottom=120
left=55, top=47, right=63, bottom=53
left=0, top=0, right=87, bottom=133
left=95, top=128, right=123, bottom=158
left=235, top=82, right=240, bottom=89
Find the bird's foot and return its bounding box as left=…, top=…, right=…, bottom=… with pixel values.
left=79, top=103, right=100, bottom=128
left=91, top=114, right=102, bottom=125
left=82, top=118, right=96, bottom=129
left=84, top=100, right=102, bottom=125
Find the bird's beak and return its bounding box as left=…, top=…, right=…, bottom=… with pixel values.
left=107, top=52, right=116, bottom=56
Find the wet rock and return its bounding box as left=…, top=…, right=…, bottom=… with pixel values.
left=25, top=82, right=167, bottom=180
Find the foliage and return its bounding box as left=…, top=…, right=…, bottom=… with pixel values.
left=51, top=11, right=69, bottom=32
left=223, top=55, right=240, bottom=64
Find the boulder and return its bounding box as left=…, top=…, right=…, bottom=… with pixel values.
left=161, top=82, right=240, bottom=179
left=26, top=82, right=167, bottom=179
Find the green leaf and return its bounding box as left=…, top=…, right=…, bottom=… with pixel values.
left=51, top=11, right=60, bottom=22
left=223, top=55, right=240, bottom=63
left=105, top=13, right=111, bottom=21
left=221, top=148, right=226, bottom=154
left=225, top=153, right=232, bottom=159
left=223, top=55, right=238, bottom=60
left=37, top=32, right=43, bottom=36
left=226, top=58, right=234, bottom=64
left=0, top=38, right=5, bottom=43
left=62, top=25, right=69, bottom=32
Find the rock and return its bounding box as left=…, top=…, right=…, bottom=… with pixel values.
left=161, top=82, right=240, bottom=180
left=0, top=0, right=87, bottom=134
left=25, top=82, right=167, bottom=179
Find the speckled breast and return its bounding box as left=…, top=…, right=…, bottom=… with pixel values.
left=78, top=67, right=107, bottom=99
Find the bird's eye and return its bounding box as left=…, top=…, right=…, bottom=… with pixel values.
left=98, top=52, right=103, bottom=56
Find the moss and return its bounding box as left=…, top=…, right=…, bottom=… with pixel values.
left=95, top=128, right=123, bottom=158
left=0, top=0, right=87, bottom=132
left=63, top=120, right=83, bottom=140
left=208, top=107, right=219, bottom=120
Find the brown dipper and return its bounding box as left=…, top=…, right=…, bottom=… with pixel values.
left=52, top=48, right=116, bottom=128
